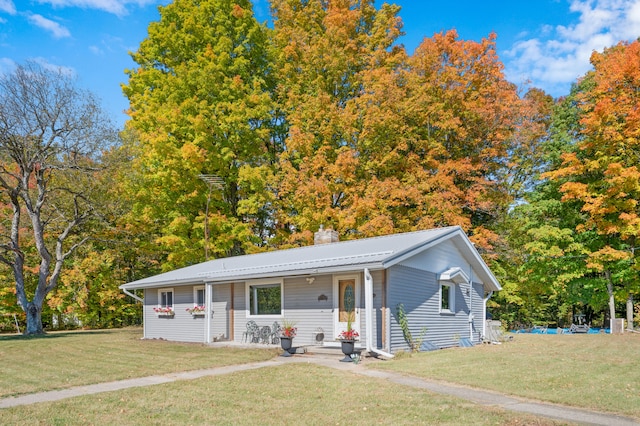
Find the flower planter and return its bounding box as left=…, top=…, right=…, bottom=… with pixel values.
left=190, top=311, right=206, bottom=317
left=340, top=339, right=356, bottom=362
left=280, top=336, right=294, bottom=357
left=156, top=313, right=175, bottom=318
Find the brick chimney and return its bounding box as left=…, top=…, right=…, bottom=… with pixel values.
left=314, top=225, right=339, bottom=245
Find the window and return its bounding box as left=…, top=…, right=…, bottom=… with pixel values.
left=194, top=286, right=205, bottom=306
left=159, top=289, right=173, bottom=308
left=440, top=283, right=454, bottom=313
left=156, top=288, right=174, bottom=315
left=439, top=267, right=466, bottom=314
left=247, top=281, right=282, bottom=316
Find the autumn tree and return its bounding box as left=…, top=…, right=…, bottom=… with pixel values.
left=0, top=62, right=119, bottom=334
left=270, top=0, right=405, bottom=243
left=123, top=0, right=278, bottom=268
left=397, top=30, right=539, bottom=250
left=45, top=140, right=147, bottom=329
left=543, top=40, right=640, bottom=325
left=503, top=43, right=640, bottom=328
left=272, top=7, right=539, bottom=252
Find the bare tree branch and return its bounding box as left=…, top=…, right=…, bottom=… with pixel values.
left=0, top=61, right=119, bottom=334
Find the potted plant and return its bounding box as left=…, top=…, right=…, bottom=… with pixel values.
left=337, top=316, right=359, bottom=362
left=186, top=305, right=206, bottom=316
left=280, top=319, right=297, bottom=357
left=153, top=306, right=174, bottom=317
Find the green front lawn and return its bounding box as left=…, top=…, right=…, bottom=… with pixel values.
left=373, top=333, right=640, bottom=419
left=0, top=327, right=277, bottom=398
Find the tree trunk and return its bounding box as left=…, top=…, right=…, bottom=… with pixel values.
left=627, top=293, right=634, bottom=331
left=25, top=302, right=44, bottom=335
left=604, top=270, right=616, bottom=332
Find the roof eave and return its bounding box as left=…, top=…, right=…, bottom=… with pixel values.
left=119, top=262, right=385, bottom=290
left=381, top=227, right=502, bottom=292
left=381, top=226, right=461, bottom=268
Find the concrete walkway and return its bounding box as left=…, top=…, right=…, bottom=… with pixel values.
left=1, top=353, right=638, bottom=426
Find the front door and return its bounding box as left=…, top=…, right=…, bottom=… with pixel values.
left=333, top=274, right=361, bottom=344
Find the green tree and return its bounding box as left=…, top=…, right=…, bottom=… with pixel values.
left=543, top=41, right=640, bottom=325
left=123, top=0, right=278, bottom=268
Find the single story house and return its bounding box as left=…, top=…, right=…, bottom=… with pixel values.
left=119, top=226, right=501, bottom=354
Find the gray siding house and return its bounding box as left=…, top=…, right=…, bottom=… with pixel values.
left=119, top=226, right=501, bottom=354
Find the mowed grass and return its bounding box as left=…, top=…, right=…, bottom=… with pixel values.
left=0, top=363, right=560, bottom=426
left=0, top=327, right=278, bottom=398
left=1, top=328, right=637, bottom=424
left=373, top=333, right=640, bottom=419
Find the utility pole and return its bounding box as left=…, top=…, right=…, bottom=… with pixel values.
left=198, top=174, right=224, bottom=261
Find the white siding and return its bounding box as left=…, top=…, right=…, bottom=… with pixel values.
left=211, top=284, right=230, bottom=341
left=229, top=271, right=382, bottom=347
left=280, top=275, right=334, bottom=346
left=233, top=275, right=337, bottom=346
left=143, top=285, right=206, bottom=343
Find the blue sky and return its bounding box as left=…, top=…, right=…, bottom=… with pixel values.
left=1, top=0, right=640, bottom=128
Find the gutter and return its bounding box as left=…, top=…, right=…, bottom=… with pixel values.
left=119, top=263, right=385, bottom=291
left=364, top=268, right=394, bottom=358
left=482, top=291, right=494, bottom=340
left=122, top=288, right=143, bottom=303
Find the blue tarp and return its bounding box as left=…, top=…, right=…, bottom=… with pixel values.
left=459, top=338, right=474, bottom=347
left=510, top=328, right=611, bottom=334
left=419, top=341, right=439, bottom=352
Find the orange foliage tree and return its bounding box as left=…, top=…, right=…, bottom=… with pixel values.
left=272, top=3, right=540, bottom=252
left=544, top=40, right=640, bottom=322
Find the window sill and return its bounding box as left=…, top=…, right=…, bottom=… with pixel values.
left=439, top=310, right=455, bottom=316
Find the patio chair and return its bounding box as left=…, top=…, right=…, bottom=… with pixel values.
left=270, top=321, right=281, bottom=345
left=260, top=326, right=271, bottom=344
left=243, top=320, right=260, bottom=343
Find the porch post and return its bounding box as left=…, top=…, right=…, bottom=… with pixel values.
left=205, top=282, right=213, bottom=343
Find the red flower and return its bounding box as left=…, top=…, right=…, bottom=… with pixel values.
left=281, top=319, right=297, bottom=338
left=338, top=329, right=359, bottom=341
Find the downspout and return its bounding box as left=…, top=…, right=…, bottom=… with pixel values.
left=468, top=266, right=475, bottom=342
left=205, top=283, right=213, bottom=344
left=364, top=268, right=394, bottom=358
left=482, top=291, right=494, bottom=340
left=122, top=288, right=143, bottom=303
left=468, top=280, right=474, bottom=341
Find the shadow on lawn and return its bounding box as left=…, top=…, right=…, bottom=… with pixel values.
left=0, top=329, right=120, bottom=341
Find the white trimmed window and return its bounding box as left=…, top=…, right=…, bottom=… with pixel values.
left=157, top=288, right=174, bottom=314
left=440, top=283, right=454, bottom=313
left=246, top=279, right=282, bottom=317
left=193, top=286, right=205, bottom=307
left=439, top=267, right=468, bottom=315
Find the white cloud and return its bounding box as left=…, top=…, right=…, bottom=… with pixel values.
left=89, top=45, right=104, bottom=55
left=28, top=13, right=71, bottom=38
left=0, top=57, right=16, bottom=76
left=36, top=0, right=163, bottom=17
left=505, top=0, right=640, bottom=97
left=31, top=57, right=76, bottom=76
left=0, top=0, right=16, bottom=15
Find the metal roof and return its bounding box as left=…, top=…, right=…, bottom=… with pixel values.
left=119, top=226, right=501, bottom=291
